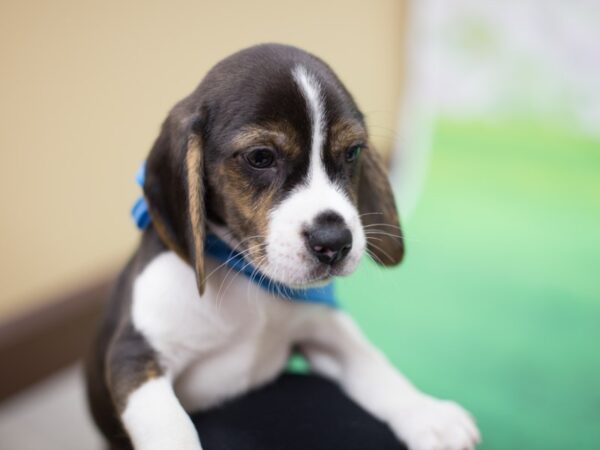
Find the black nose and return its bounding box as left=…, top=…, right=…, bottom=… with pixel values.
left=306, top=213, right=353, bottom=265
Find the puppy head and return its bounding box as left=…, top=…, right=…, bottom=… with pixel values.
left=144, top=44, right=404, bottom=293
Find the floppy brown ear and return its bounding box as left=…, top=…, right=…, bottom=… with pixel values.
left=143, top=108, right=206, bottom=294
left=358, top=144, right=405, bottom=266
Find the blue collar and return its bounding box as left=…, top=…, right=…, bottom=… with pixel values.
left=131, top=162, right=338, bottom=308
left=203, top=234, right=337, bottom=307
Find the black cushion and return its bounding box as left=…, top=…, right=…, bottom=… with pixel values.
left=191, top=373, right=407, bottom=450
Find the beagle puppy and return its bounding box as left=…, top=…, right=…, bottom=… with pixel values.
left=85, top=43, right=480, bottom=450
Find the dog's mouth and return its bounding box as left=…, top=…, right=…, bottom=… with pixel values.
left=307, top=261, right=351, bottom=283
left=244, top=251, right=332, bottom=287
left=304, top=265, right=333, bottom=285
left=267, top=264, right=333, bottom=289
left=213, top=222, right=365, bottom=288
left=253, top=249, right=362, bottom=288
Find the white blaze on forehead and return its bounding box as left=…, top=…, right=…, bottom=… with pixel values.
left=292, top=65, right=327, bottom=182
left=257, top=65, right=366, bottom=286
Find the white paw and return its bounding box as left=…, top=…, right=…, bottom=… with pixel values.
left=390, top=395, right=481, bottom=450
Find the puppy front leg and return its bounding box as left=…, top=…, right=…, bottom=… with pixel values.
left=300, top=310, right=480, bottom=450
left=106, top=330, right=202, bottom=450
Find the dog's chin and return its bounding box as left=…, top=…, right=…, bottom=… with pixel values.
left=294, top=265, right=333, bottom=288
left=257, top=255, right=362, bottom=289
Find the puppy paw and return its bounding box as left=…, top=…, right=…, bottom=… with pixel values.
left=390, top=395, right=481, bottom=450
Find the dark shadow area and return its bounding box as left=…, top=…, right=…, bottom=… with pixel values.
left=192, top=373, right=407, bottom=450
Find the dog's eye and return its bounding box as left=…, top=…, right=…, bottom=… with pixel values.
left=245, top=148, right=276, bottom=169
left=345, top=144, right=362, bottom=163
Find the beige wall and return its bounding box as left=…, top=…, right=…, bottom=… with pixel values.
left=0, top=0, right=406, bottom=318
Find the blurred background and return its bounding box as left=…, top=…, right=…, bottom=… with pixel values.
left=0, top=1, right=598, bottom=449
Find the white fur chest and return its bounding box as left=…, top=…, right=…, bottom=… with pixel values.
left=131, top=251, right=310, bottom=411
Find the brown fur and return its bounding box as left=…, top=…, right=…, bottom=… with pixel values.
left=358, top=144, right=404, bottom=265
left=186, top=135, right=205, bottom=293
left=231, top=121, right=302, bottom=158
left=216, top=160, right=277, bottom=264
left=329, top=119, right=368, bottom=158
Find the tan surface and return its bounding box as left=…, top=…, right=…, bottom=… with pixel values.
left=0, top=0, right=406, bottom=317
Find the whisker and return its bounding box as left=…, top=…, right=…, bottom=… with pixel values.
left=204, top=235, right=266, bottom=282
left=358, top=212, right=385, bottom=219
left=364, top=230, right=405, bottom=240
left=363, top=225, right=423, bottom=243
left=364, top=234, right=384, bottom=242
left=362, top=223, right=402, bottom=230
left=365, top=239, right=397, bottom=264
left=211, top=241, right=266, bottom=302
left=247, top=254, right=268, bottom=303
left=216, top=247, right=266, bottom=309
left=365, top=248, right=385, bottom=266
left=364, top=249, right=387, bottom=284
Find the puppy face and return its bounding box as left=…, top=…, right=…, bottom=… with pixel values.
left=144, top=44, right=404, bottom=293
